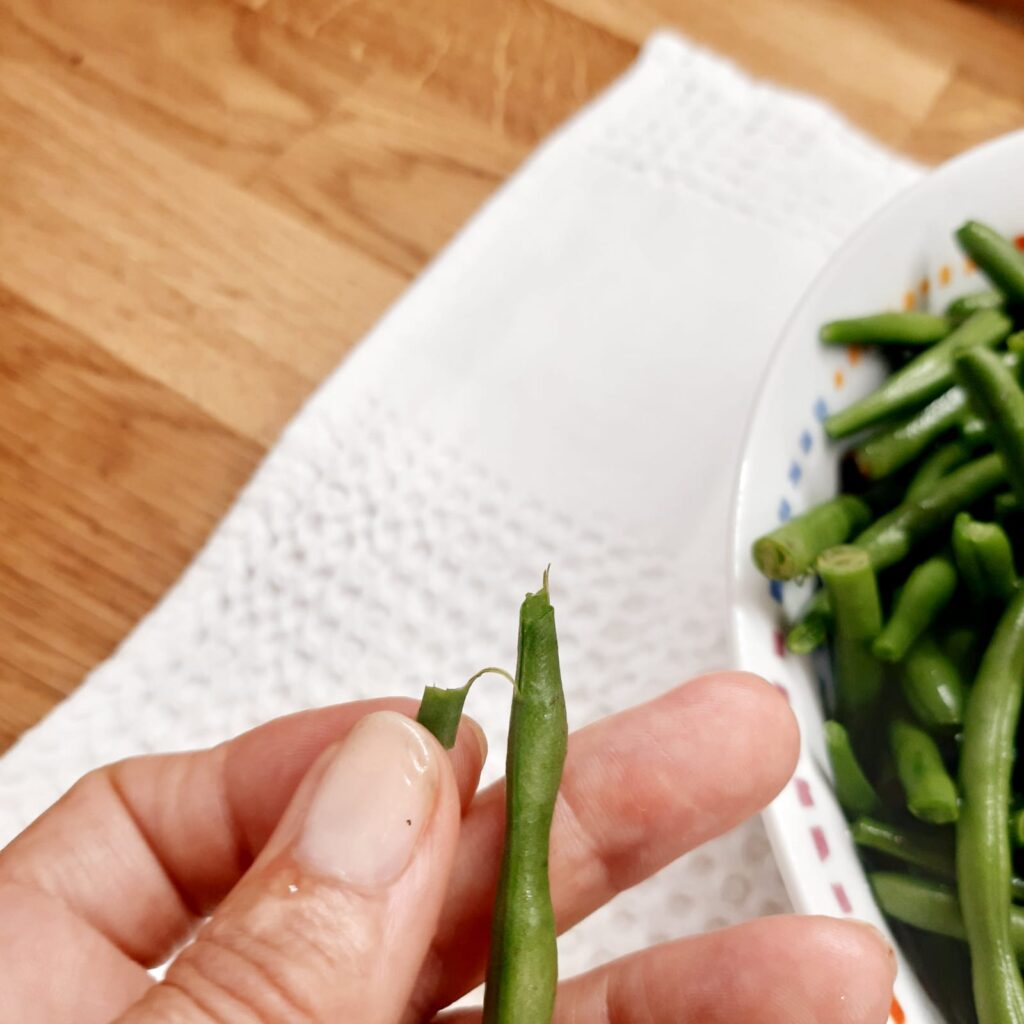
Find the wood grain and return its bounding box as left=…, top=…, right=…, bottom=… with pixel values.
left=0, top=0, right=1021, bottom=753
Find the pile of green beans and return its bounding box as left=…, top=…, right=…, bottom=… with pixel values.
left=416, top=573, right=568, bottom=1024
left=751, top=220, right=1024, bottom=1024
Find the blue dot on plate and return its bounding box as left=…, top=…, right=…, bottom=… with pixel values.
left=813, top=398, right=828, bottom=423
left=778, top=498, right=792, bottom=522
left=800, top=430, right=813, bottom=454
left=789, top=461, right=802, bottom=486
left=769, top=580, right=784, bottom=604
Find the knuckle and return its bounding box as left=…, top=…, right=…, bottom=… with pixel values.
left=164, top=881, right=382, bottom=1023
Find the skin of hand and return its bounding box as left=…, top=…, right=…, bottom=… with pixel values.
left=0, top=671, right=896, bottom=1024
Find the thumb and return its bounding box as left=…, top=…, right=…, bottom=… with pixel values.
left=116, top=711, right=462, bottom=1024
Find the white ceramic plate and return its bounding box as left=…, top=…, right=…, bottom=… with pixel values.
left=729, top=129, right=1024, bottom=1024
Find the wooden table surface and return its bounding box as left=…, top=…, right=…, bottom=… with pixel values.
left=2, top=0, right=1023, bottom=752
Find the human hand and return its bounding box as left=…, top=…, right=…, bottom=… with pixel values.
left=0, top=672, right=895, bottom=1022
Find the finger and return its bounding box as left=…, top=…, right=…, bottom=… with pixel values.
left=117, top=712, right=461, bottom=1024
left=438, top=915, right=896, bottom=1024
left=411, top=672, right=798, bottom=1014
left=0, top=698, right=485, bottom=968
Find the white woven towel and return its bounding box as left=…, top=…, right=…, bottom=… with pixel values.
left=0, top=31, right=921, bottom=976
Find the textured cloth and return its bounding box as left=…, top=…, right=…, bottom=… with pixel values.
left=0, top=31, right=920, bottom=976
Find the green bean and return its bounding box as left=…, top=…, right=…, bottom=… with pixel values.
left=873, top=555, right=957, bottom=663
left=824, top=720, right=881, bottom=816
left=819, top=546, right=884, bottom=722
left=786, top=589, right=832, bottom=653
left=1010, top=331, right=1024, bottom=355
left=957, top=221, right=1024, bottom=304
left=824, top=310, right=1012, bottom=439
left=854, top=453, right=1005, bottom=571
left=752, top=495, right=871, bottom=580
left=948, top=289, right=1007, bottom=321
left=890, top=715, right=960, bottom=824
left=957, top=586, right=1024, bottom=1024
left=854, top=386, right=966, bottom=480
left=901, top=634, right=967, bottom=730
left=955, top=347, right=1024, bottom=506
left=483, top=576, right=568, bottom=1024
left=853, top=818, right=1024, bottom=901
left=952, top=513, right=1018, bottom=605
left=820, top=312, right=952, bottom=346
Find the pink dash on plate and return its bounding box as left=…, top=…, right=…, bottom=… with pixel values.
left=795, top=777, right=814, bottom=807
left=811, top=826, right=829, bottom=861
left=832, top=882, right=853, bottom=914
left=773, top=630, right=786, bottom=658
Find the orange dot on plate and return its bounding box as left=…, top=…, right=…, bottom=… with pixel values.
left=1015, top=234, right=1024, bottom=252
left=919, top=278, right=930, bottom=297
left=890, top=997, right=906, bottom=1024
left=834, top=369, right=845, bottom=389
left=938, top=264, right=951, bottom=286
left=965, top=257, right=977, bottom=274
left=903, top=290, right=916, bottom=311
left=848, top=345, right=863, bottom=366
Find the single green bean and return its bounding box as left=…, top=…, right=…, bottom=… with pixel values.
left=955, top=347, right=1024, bottom=506
left=948, top=289, right=1007, bottom=321
left=854, top=386, right=966, bottom=479
left=824, top=309, right=1012, bottom=439
left=853, top=818, right=1024, bottom=901
left=873, top=555, right=957, bottom=663
left=752, top=495, right=871, bottom=581
left=890, top=715, right=960, bottom=824
left=952, top=512, right=1018, bottom=605
left=854, top=453, right=1005, bottom=571
left=872, top=874, right=1024, bottom=966
left=957, top=585, right=1024, bottom=1024
left=957, top=221, right=1024, bottom=304
left=906, top=438, right=981, bottom=503
left=482, top=577, right=568, bottom=1024
left=901, top=634, right=967, bottom=730
left=819, top=546, right=884, bottom=722
left=1009, top=331, right=1024, bottom=355
left=820, top=312, right=952, bottom=346
left=824, top=720, right=881, bottom=816
left=786, top=589, right=832, bottom=653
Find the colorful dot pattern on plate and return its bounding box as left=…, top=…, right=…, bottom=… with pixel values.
left=763, top=235, right=1024, bottom=1024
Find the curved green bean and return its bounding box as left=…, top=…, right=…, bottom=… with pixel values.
left=957, top=586, right=1024, bottom=1024
left=824, top=309, right=1012, bottom=439
left=482, top=578, right=568, bottom=1024
left=873, top=555, right=957, bottom=663
left=957, top=221, right=1024, bottom=303
left=824, top=720, right=881, bottom=817
left=890, top=715, right=959, bottom=824
left=820, top=312, right=951, bottom=346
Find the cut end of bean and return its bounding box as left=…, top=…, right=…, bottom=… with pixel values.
left=752, top=537, right=796, bottom=580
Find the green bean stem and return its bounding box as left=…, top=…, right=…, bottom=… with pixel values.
left=953, top=512, right=1019, bottom=605
left=824, top=720, right=881, bottom=817
left=820, top=312, right=952, bottom=346
left=955, top=347, right=1024, bottom=506
left=957, top=221, right=1024, bottom=303
left=947, top=289, right=1007, bottom=321
left=889, top=715, right=959, bottom=824
left=873, top=555, right=958, bottom=663
left=824, top=309, right=1012, bottom=439
left=752, top=495, right=871, bottom=581
left=957, top=586, right=1024, bottom=1024
left=901, top=634, right=967, bottom=730
left=482, top=578, right=568, bottom=1024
